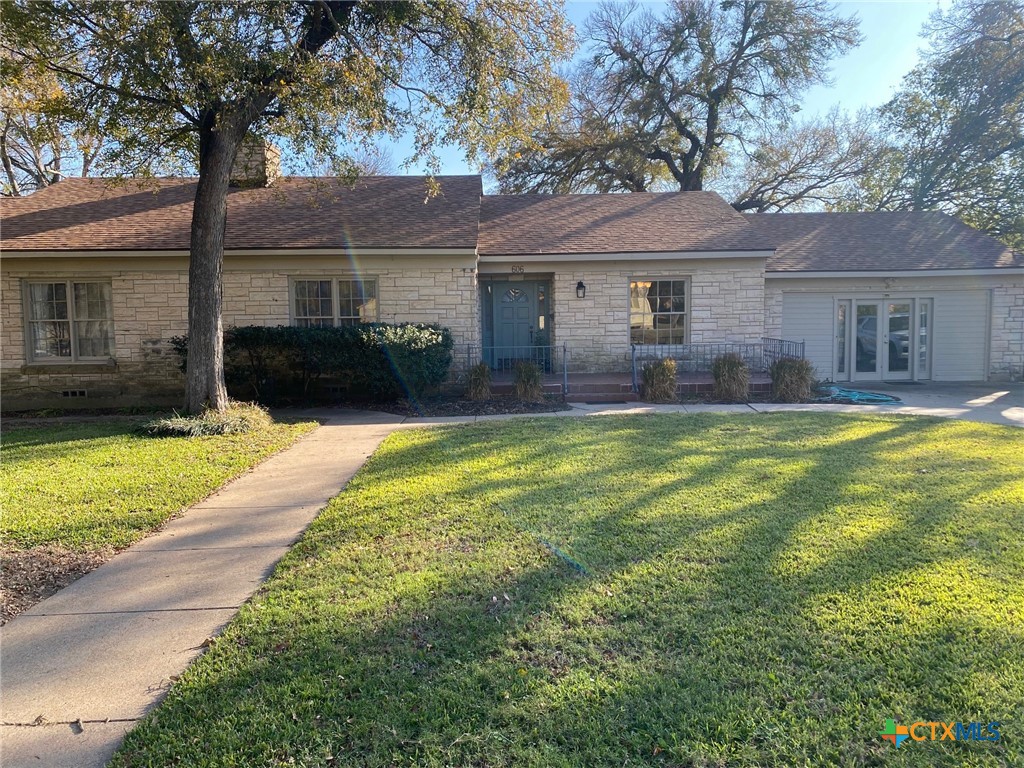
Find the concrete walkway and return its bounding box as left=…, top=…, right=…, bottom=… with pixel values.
left=0, top=410, right=405, bottom=768
left=398, top=382, right=1023, bottom=428
left=2, top=390, right=1020, bottom=767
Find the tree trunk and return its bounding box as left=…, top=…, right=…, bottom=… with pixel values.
left=184, top=130, right=238, bottom=413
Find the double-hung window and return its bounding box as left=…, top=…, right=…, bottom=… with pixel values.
left=292, top=278, right=377, bottom=327
left=630, top=279, right=688, bottom=345
left=25, top=280, right=114, bottom=361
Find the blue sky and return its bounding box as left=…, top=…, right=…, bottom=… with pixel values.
left=383, top=0, right=945, bottom=176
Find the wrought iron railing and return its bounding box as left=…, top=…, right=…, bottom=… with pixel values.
left=761, top=337, right=806, bottom=367
left=457, top=343, right=570, bottom=394
left=630, top=338, right=805, bottom=391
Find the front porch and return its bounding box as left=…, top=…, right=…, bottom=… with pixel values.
left=487, top=371, right=772, bottom=403
left=458, top=339, right=799, bottom=402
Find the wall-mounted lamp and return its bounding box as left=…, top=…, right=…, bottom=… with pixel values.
left=576, top=280, right=586, bottom=299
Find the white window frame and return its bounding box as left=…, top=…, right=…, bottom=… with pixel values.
left=629, top=277, right=690, bottom=345
left=289, top=277, right=378, bottom=327
left=22, top=279, right=115, bottom=363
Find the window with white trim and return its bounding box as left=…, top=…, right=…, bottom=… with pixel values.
left=630, top=279, right=688, bottom=345
left=25, top=280, right=114, bottom=361
left=291, top=278, right=377, bottom=327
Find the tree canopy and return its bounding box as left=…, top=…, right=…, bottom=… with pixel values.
left=840, top=0, right=1023, bottom=250
left=2, top=0, right=574, bottom=411
left=0, top=54, right=102, bottom=195
left=492, top=0, right=861, bottom=209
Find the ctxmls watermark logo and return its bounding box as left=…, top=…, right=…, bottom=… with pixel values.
left=880, top=718, right=1001, bottom=748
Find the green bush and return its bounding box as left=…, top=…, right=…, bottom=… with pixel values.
left=770, top=357, right=816, bottom=403
left=141, top=402, right=273, bottom=437
left=711, top=353, right=750, bottom=402
left=640, top=358, right=677, bottom=403
left=170, top=323, right=453, bottom=403
left=467, top=362, right=492, bottom=401
left=513, top=361, right=544, bottom=402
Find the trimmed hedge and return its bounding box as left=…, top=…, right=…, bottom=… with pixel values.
left=171, top=324, right=453, bottom=404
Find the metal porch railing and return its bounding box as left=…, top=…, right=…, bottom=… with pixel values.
left=458, top=343, right=570, bottom=395
left=630, top=338, right=806, bottom=392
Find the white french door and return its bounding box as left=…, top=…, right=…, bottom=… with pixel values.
left=834, top=298, right=932, bottom=382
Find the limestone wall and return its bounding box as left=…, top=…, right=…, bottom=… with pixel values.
left=1, top=253, right=479, bottom=408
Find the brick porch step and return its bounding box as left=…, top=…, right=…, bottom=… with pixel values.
left=490, top=373, right=770, bottom=402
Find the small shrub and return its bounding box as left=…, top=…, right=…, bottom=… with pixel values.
left=467, top=362, right=492, bottom=401
left=141, top=402, right=273, bottom=437
left=712, top=353, right=750, bottom=402
left=770, top=357, right=816, bottom=403
left=640, top=358, right=677, bottom=403
left=513, top=361, right=544, bottom=402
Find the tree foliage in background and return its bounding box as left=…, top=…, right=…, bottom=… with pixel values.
left=0, top=55, right=103, bottom=195
left=492, top=0, right=862, bottom=212
left=840, top=0, right=1023, bottom=250
left=1, top=0, right=573, bottom=412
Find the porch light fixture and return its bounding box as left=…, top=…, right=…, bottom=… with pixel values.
left=576, top=280, right=586, bottom=299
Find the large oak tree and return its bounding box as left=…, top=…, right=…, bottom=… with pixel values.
left=492, top=0, right=861, bottom=211
left=2, top=1, right=572, bottom=412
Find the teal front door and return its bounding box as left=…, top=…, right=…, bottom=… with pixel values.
left=492, top=282, right=538, bottom=360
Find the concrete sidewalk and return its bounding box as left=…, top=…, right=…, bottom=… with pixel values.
left=0, top=410, right=405, bottom=768
left=2, top=394, right=1019, bottom=767
left=396, top=383, right=1023, bottom=428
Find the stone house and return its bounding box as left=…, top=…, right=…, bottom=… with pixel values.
left=1, top=160, right=1021, bottom=409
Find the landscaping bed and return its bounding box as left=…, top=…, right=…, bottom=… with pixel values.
left=111, top=413, right=1022, bottom=767
left=355, top=394, right=572, bottom=417
left=0, top=418, right=316, bottom=623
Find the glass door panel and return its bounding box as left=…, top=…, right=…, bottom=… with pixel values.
left=917, top=299, right=932, bottom=379
left=885, top=301, right=912, bottom=379
left=835, top=300, right=850, bottom=380
left=855, top=302, right=880, bottom=378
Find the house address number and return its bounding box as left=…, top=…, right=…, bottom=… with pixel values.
left=510, top=264, right=526, bottom=274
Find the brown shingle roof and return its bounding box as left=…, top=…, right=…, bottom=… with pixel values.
left=0, top=176, right=482, bottom=251
left=750, top=211, right=1019, bottom=272
left=478, top=191, right=774, bottom=255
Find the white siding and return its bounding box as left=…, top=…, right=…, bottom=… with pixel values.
left=930, top=290, right=988, bottom=380
left=781, top=293, right=836, bottom=377
left=778, top=285, right=992, bottom=381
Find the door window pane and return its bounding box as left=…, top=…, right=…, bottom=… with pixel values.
left=836, top=302, right=848, bottom=375
left=887, top=302, right=911, bottom=373
left=856, top=304, right=878, bottom=373
left=918, top=300, right=931, bottom=378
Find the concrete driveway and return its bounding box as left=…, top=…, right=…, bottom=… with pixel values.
left=862, top=381, right=1023, bottom=427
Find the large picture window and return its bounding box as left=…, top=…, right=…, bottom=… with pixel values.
left=26, top=280, right=114, bottom=361
left=292, top=278, right=377, bottom=327
left=630, top=279, right=688, bottom=345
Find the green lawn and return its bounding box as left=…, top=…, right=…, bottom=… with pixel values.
left=1, top=419, right=316, bottom=550
left=111, top=413, right=1022, bottom=767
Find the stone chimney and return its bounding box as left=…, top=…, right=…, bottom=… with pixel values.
left=230, top=138, right=281, bottom=188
